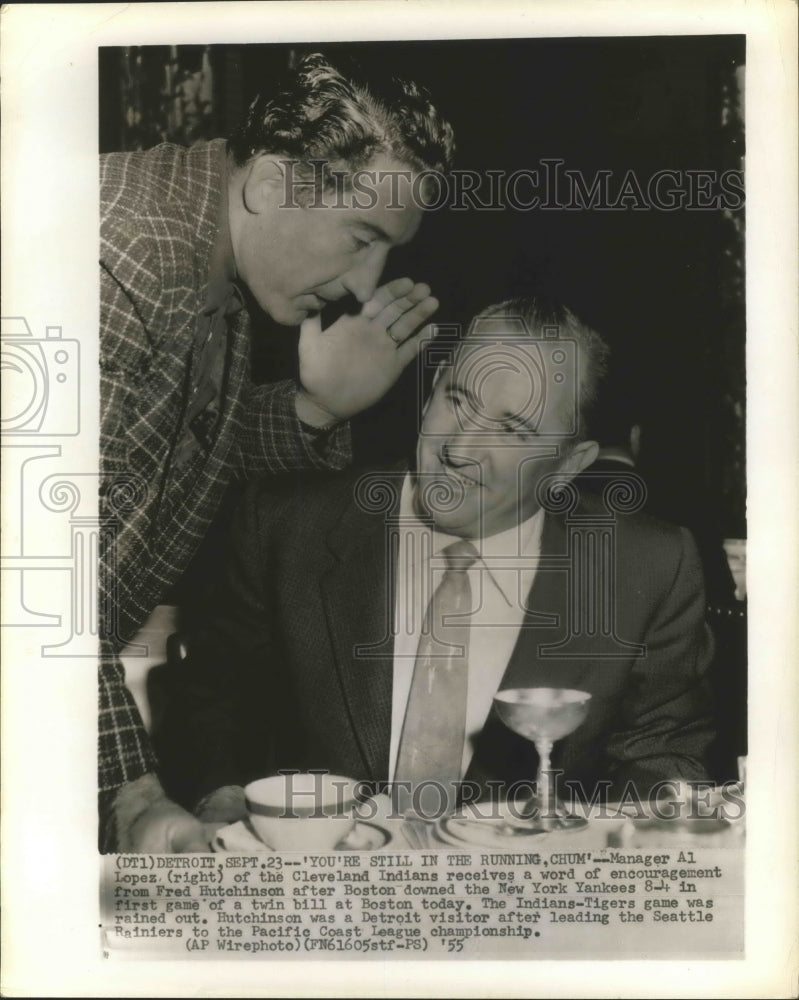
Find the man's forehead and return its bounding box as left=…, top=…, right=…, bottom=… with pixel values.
left=455, top=333, right=538, bottom=364
left=349, top=159, right=424, bottom=243
left=452, top=335, right=561, bottom=385
left=451, top=343, right=539, bottom=415
left=447, top=332, right=579, bottom=434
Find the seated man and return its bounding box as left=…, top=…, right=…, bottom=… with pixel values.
left=158, top=296, right=714, bottom=823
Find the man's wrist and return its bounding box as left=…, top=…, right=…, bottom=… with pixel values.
left=294, top=387, right=341, bottom=430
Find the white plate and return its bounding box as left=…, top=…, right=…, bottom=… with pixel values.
left=434, top=815, right=549, bottom=850
left=212, top=819, right=391, bottom=852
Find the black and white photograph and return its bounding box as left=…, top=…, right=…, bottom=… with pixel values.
left=1, top=3, right=797, bottom=997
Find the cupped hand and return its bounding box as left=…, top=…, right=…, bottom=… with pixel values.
left=194, top=785, right=249, bottom=824
left=296, top=277, right=438, bottom=426
left=126, top=799, right=210, bottom=853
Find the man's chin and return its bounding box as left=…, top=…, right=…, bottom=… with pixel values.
left=286, top=307, right=314, bottom=326
left=254, top=295, right=310, bottom=327
left=413, top=496, right=476, bottom=537
left=413, top=472, right=469, bottom=524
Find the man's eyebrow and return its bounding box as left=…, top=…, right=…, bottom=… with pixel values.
left=353, top=218, right=419, bottom=247
left=448, top=378, right=480, bottom=409
left=351, top=220, right=393, bottom=242
left=450, top=374, right=541, bottom=433
left=501, top=408, right=539, bottom=434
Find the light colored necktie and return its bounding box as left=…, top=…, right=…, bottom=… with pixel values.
left=394, top=538, right=479, bottom=818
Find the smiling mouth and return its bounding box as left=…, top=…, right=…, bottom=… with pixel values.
left=440, top=462, right=481, bottom=489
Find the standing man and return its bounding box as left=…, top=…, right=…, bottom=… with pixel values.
left=100, top=52, right=454, bottom=850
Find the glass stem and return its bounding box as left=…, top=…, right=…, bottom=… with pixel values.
left=536, top=737, right=554, bottom=818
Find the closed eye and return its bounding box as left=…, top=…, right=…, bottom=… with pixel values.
left=503, top=420, right=537, bottom=441
left=348, top=231, right=377, bottom=252
left=446, top=390, right=466, bottom=410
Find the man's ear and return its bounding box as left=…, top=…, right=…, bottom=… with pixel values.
left=561, top=439, right=599, bottom=477
left=241, top=155, right=286, bottom=214
left=629, top=423, right=642, bottom=461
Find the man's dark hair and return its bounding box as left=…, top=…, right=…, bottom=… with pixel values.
left=474, top=296, right=611, bottom=442
left=228, top=52, right=455, bottom=192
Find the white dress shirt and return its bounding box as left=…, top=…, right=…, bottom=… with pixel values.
left=389, top=474, right=545, bottom=781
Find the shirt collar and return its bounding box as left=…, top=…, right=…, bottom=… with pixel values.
left=399, top=473, right=545, bottom=606
left=594, top=449, right=635, bottom=468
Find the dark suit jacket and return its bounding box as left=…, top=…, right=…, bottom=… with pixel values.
left=159, top=466, right=715, bottom=810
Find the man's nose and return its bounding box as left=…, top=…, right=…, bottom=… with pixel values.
left=341, top=246, right=388, bottom=303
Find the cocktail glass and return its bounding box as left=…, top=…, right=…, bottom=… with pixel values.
left=493, top=687, right=592, bottom=832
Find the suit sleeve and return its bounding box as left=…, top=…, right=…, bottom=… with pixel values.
left=98, top=641, right=159, bottom=853
left=98, top=217, right=178, bottom=852
left=605, top=526, right=716, bottom=795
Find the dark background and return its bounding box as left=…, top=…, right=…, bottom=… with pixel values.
left=99, top=37, right=747, bottom=775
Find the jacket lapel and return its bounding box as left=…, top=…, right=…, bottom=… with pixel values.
left=318, top=473, right=404, bottom=783
left=501, top=509, right=594, bottom=692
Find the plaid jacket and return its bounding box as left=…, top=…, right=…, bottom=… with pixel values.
left=99, top=140, right=350, bottom=848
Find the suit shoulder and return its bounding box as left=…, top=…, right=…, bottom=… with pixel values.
left=100, top=142, right=225, bottom=328
left=101, top=140, right=223, bottom=219
left=101, top=144, right=190, bottom=223
left=238, top=465, right=406, bottom=540
left=100, top=141, right=223, bottom=254
left=617, top=507, right=687, bottom=548
left=572, top=494, right=706, bottom=621
left=578, top=489, right=694, bottom=570
left=100, top=146, right=195, bottom=293
left=239, top=468, right=362, bottom=525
